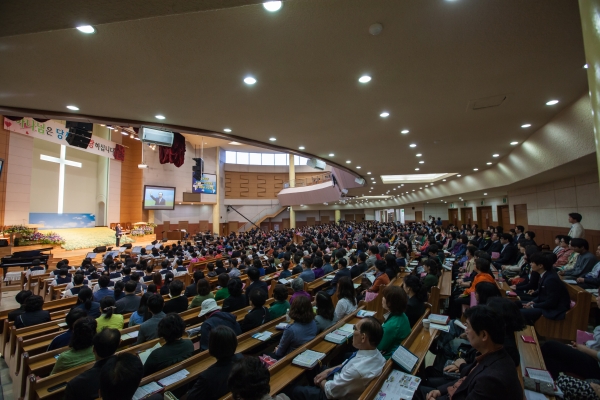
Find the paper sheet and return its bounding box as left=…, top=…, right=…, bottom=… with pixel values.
left=374, top=370, right=421, bottom=400
left=133, top=382, right=163, bottom=400
left=138, top=342, right=161, bottom=365
left=252, top=331, right=273, bottom=341
left=158, top=369, right=189, bottom=387
left=430, top=323, right=451, bottom=332
left=524, top=389, right=548, bottom=400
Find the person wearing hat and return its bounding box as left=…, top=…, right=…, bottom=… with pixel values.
left=198, top=298, right=241, bottom=351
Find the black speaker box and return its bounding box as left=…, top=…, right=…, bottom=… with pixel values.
left=122, top=243, right=132, bottom=249
left=66, top=128, right=93, bottom=149
left=93, top=246, right=107, bottom=253
left=66, top=121, right=93, bottom=132
left=0, top=239, right=8, bottom=247
left=151, top=240, right=158, bottom=245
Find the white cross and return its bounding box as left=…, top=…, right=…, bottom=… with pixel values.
left=40, top=145, right=82, bottom=214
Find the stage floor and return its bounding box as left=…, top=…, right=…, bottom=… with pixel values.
left=39, top=227, right=136, bottom=251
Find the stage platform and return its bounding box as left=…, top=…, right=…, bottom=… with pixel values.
left=39, top=227, right=135, bottom=251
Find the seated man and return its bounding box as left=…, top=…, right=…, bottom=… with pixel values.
left=185, top=270, right=205, bottom=297
left=48, top=308, right=87, bottom=351
left=114, top=281, right=141, bottom=314
left=100, top=353, right=146, bottom=400
left=561, top=238, right=597, bottom=279
left=245, top=267, right=268, bottom=303
left=136, top=295, right=166, bottom=344
left=417, top=305, right=523, bottom=400
left=8, top=290, right=32, bottom=322
left=163, top=280, right=188, bottom=314
left=491, top=234, right=519, bottom=269
left=577, top=244, right=600, bottom=289
left=288, top=317, right=386, bottom=400
left=64, top=328, right=121, bottom=400
left=229, top=356, right=290, bottom=400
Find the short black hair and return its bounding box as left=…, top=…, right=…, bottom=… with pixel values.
left=98, top=275, right=110, bottom=288
left=157, top=313, right=186, bottom=342
left=228, top=356, right=271, bottom=400
left=70, top=316, right=97, bottom=351
left=24, top=295, right=44, bottom=312
left=273, top=284, right=288, bottom=301
left=247, top=267, right=260, bottom=282
left=93, top=327, right=121, bottom=358
left=359, top=316, right=384, bottom=347
left=228, top=277, right=244, bottom=297
left=569, top=212, right=582, bottom=222
left=169, top=279, right=184, bottom=296
left=65, top=307, right=87, bottom=329
left=100, top=353, right=144, bottom=400
left=218, top=273, right=230, bottom=288
left=464, top=305, right=505, bottom=345
left=250, top=288, right=267, bottom=307
left=15, top=290, right=32, bottom=305
left=529, top=252, right=552, bottom=270
left=501, top=233, right=512, bottom=241
left=147, top=294, right=164, bottom=314
left=124, top=280, right=137, bottom=293
left=73, top=273, right=84, bottom=285
left=209, top=325, right=238, bottom=360
left=571, top=238, right=589, bottom=250
left=193, top=270, right=205, bottom=283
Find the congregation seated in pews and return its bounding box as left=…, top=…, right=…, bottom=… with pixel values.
left=4, top=218, right=600, bottom=400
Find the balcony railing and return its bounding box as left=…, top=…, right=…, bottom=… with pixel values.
left=283, top=172, right=332, bottom=189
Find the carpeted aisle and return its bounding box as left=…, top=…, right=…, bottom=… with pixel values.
left=39, top=227, right=134, bottom=251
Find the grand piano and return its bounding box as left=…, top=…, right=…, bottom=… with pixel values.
left=0, top=248, right=52, bottom=276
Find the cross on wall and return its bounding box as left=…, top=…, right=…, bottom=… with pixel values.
left=40, top=145, right=82, bottom=214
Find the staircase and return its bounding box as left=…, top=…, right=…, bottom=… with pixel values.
left=239, top=206, right=287, bottom=232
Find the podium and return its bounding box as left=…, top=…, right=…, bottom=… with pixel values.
left=166, top=231, right=184, bottom=240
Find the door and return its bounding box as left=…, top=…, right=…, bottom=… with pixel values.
left=228, top=221, right=238, bottom=234
left=514, top=204, right=528, bottom=230
left=199, top=221, right=209, bottom=232
left=282, top=219, right=290, bottom=229
left=321, top=216, right=330, bottom=224
left=415, top=211, right=423, bottom=222
left=356, top=214, right=365, bottom=222
left=345, top=214, right=354, bottom=221
left=306, top=217, right=316, bottom=226
left=477, top=206, right=492, bottom=229
left=461, top=208, right=473, bottom=226
left=498, top=205, right=510, bottom=229
left=448, top=209, right=458, bottom=227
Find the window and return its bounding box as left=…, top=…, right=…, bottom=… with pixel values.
left=224, top=151, right=306, bottom=166
left=274, top=154, right=287, bottom=166
left=262, top=153, right=275, bottom=165
left=249, top=153, right=262, bottom=165
left=236, top=152, right=249, bottom=164
left=225, top=151, right=237, bottom=164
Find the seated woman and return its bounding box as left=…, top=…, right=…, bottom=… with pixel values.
left=129, top=292, right=152, bottom=327
left=51, top=316, right=97, bottom=374
left=143, top=313, right=194, bottom=376
left=509, top=244, right=539, bottom=301
left=500, top=240, right=528, bottom=279
left=14, top=295, right=50, bottom=328
left=274, top=296, right=317, bottom=358
left=448, top=258, right=495, bottom=319
left=289, top=278, right=311, bottom=304
left=314, top=292, right=335, bottom=333
left=422, top=259, right=439, bottom=292
left=402, top=275, right=427, bottom=327
left=333, top=276, right=357, bottom=322
left=377, top=286, right=411, bottom=359
left=240, top=289, right=270, bottom=333
left=519, top=252, right=570, bottom=325
left=362, top=260, right=390, bottom=297
left=454, top=245, right=477, bottom=281
left=160, top=272, right=174, bottom=296
left=214, top=273, right=231, bottom=301
left=269, top=284, right=290, bottom=320
left=186, top=326, right=242, bottom=400
left=222, top=277, right=248, bottom=313
left=48, top=308, right=87, bottom=351
left=72, top=287, right=101, bottom=319
left=189, top=278, right=214, bottom=309
left=95, top=296, right=124, bottom=332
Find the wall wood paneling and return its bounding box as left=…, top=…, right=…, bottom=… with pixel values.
left=120, top=135, right=144, bottom=223
left=224, top=172, right=326, bottom=199
left=0, top=120, right=10, bottom=226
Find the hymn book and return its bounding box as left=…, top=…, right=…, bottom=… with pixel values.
left=292, top=350, right=327, bottom=368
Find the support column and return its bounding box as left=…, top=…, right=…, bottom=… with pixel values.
left=289, top=154, right=296, bottom=229
left=93, top=124, right=109, bottom=226
left=212, top=146, right=222, bottom=234
left=579, top=1, right=600, bottom=177
left=335, top=209, right=341, bottom=223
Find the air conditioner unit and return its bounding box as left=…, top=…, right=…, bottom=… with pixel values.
left=355, top=177, right=365, bottom=185
left=141, top=126, right=174, bottom=147
left=306, top=158, right=326, bottom=171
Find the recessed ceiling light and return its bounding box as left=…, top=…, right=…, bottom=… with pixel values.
left=224, top=128, right=232, bottom=132
left=401, top=129, right=409, bottom=134
left=419, top=187, right=422, bottom=189
left=401, top=184, right=404, bottom=186
left=263, top=1, right=282, bottom=11
left=492, top=153, right=499, bottom=157
left=244, top=77, right=257, bottom=85
left=358, top=75, right=371, bottom=83
left=66, top=105, right=79, bottom=111
left=484, top=193, right=488, bottom=195
left=521, top=124, right=531, bottom=128
left=369, top=190, right=372, bottom=193
left=346, top=160, right=351, bottom=164
left=416, top=153, right=422, bottom=157
left=457, top=174, right=462, bottom=177
left=356, top=166, right=361, bottom=169
left=584, top=63, right=589, bottom=69
left=228, top=141, right=242, bottom=145
left=473, top=168, right=478, bottom=171
left=299, top=146, right=305, bottom=150
left=380, top=112, right=390, bottom=118
left=370, top=187, right=373, bottom=189
left=415, top=168, right=420, bottom=171
left=329, top=153, right=334, bottom=157
left=510, top=141, right=519, bottom=145
left=409, top=144, right=417, bottom=148
left=367, top=172, right=371, bottom=175
left=370, top=177, right=375, bottom=180
left=546, top=99, right=559, bottom=105
left=76, top=25, right=95, bottom=34
left=134, top=137, right=140, bottom=141
left=412, top=190, right=415, bottom=192
left=486, top=162, right=492, bottom=165
left=155, top=115, right=165, bottom=120
left=419, top=161, right=424, bottom=164
left=268, top=137, right=276, bottom=142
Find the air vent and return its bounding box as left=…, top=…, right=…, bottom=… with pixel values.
left=182, top=192, right=201, bottom=202
left=468, top=94, right=509, bottom=110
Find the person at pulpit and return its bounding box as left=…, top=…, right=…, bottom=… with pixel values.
left=150, top=192, right=166, bottom=205
left=115, top=223, right=122, bottom=247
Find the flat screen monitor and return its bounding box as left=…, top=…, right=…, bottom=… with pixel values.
left=131, top=246, right=143, bottom=254
left=86, top=252, right=97, bottom=259
left=143, top=185, right=176, bottom=210
left=192, top=173, right=217, bottom=194
left=145, top=245, right=154, bottom=251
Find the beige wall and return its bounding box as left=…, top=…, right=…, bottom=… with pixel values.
left=5, top=132, right=33, bottom=225
left=508, top=171, right=600, bottom=230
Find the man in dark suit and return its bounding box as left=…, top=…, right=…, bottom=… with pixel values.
left=163, top=280, right=189, bottom=314
left=418, top=306, right=523, bottom=400
left=486, top=233, right=502, bottom=257
left=520, top=252, right=570, bottom=325
left=492, top=233, right=519, bottom=269
left=115, top=223, right=122, bottom=247
left=185, top=271, right=204, bottom=297
left=513, top=225, right=525, bottom=244
left=150, top=192, right=166, bottom=205
left=326, top=258, right=351, bottom=296
left=244, top=267, right=268, bottom=303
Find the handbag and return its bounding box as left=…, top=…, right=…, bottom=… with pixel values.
left=364, top=291, right=378, bottom=302
left=556, top=374, right=600, bottom=400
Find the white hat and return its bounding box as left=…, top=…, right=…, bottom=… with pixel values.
left=198, top=298, right=221, bottom=317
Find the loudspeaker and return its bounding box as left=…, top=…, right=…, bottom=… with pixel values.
left=122, top=243, right=132, bottom=249
left=151, top=240, right=158, bottom=245
left=66, top=121, right=93, bottom=132
left=66, top=128, right=93, bottom=149
left=93, top=246, right=107, bottom=253
left=162, top=238, right=168, bottom=242
left=192, top=158, right=204, bottom=180
left=0, top=239, right=8, bottom=247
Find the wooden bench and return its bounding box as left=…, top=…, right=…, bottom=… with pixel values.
left=534, top=282, right=591, bottom=341
left=515, top=326, right=555, bottom=400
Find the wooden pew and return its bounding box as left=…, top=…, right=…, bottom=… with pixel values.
left=534, top=282, right=591, bottom=341
left=515, top=326, right=555, bottom=400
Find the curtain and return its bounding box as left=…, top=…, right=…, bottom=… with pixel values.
left=159, top=132, right=186, bottom=167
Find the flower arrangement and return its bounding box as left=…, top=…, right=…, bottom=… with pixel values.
left=131, top=223, right=157, bottom=237
left=3, top=225, right=34, bottom=236
left=3, top=225, right=65, bottom=246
